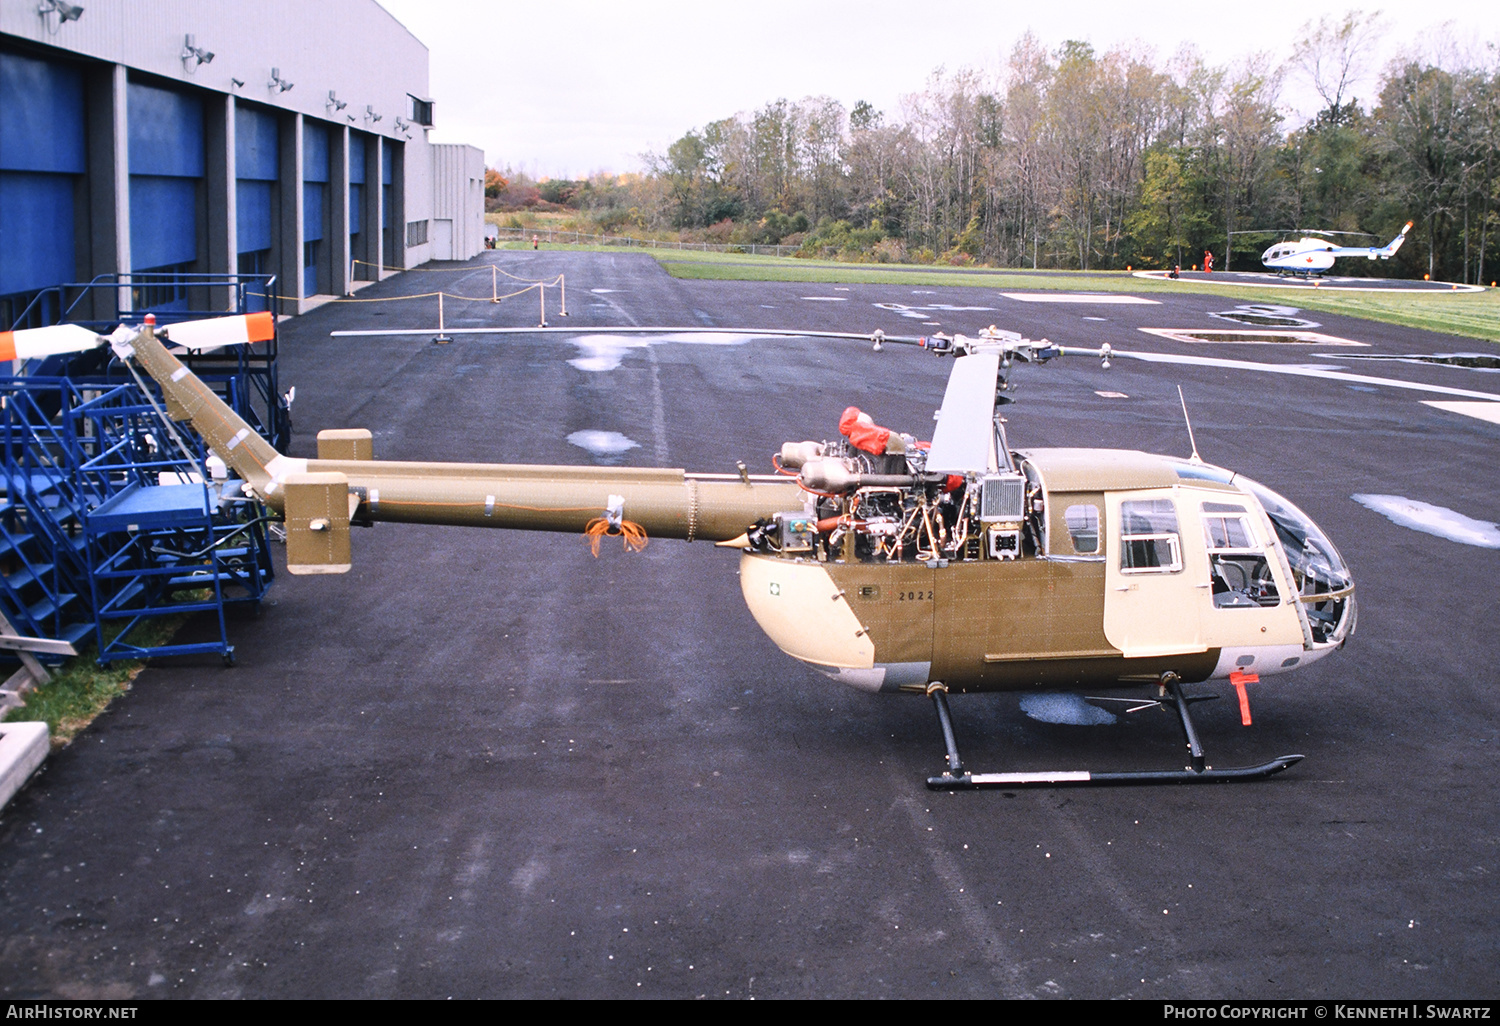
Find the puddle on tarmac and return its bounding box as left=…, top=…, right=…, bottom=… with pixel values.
left=567, top=430, right=641, bottom=458
left=1020, top=693, right=1118, bottom=726
left=566, top=332, right=774, bottom=372
left=1351, top=494, right=1500, bottom=548
left=1332, top=353, right=1500, bottom=372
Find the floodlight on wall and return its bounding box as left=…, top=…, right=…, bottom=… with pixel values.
left=181, top=34, right=214, bottom=71
left=231, top=77, right=245, bottom=89
left=365, top=106, right=382, bottom=124
left=38, top=0, right=84, bottom=31
left=268, top=67, right=294, bottom=93
left=393, top=116, right=412, bottom=138
left=326, top=90, right=348, bottom=113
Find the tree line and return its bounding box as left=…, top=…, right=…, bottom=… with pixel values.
left=495, top=18, right=1500, bottom=283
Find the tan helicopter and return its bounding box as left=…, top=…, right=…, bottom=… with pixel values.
left=11, top=316, right=1356, bottom=788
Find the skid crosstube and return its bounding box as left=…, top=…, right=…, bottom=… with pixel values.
left=922, top=679, right=1304, bottom=791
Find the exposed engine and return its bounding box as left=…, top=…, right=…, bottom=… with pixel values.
left=748, top=407, right=1036, bottom=566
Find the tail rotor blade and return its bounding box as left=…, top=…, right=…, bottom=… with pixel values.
left=160, top=311, right=275, bottom=351
left=0, top=323, right=104, bottom=361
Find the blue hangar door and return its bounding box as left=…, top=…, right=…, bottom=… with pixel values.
left=235, top=104, right=277, bottom=312
left=302, top=121, right=328, bottom=297
left=128, top=81, right=205, bottom=312
left=0, top=50, right=86, bottom=329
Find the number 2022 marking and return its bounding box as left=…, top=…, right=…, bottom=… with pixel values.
left=899, top=590, right=933, bottom=601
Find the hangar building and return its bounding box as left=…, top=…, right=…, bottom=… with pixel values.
left=1, top=0, right=485, bottom=328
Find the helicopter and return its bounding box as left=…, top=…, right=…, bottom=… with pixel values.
left=1244, top=221, right=1412, bottom=277
left=5, top=314, right=1358, bottom=790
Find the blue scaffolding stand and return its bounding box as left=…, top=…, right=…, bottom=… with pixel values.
left=0, top=343, right=276, bottom=668
left=85, top=481, right=267, bottom=665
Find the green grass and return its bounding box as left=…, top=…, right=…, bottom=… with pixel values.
left=2, top=614, right=190, bottom=749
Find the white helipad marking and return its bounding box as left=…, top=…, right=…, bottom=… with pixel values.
left=1082, top=316, right=1107, bottom=321
left=1001, top=293, right=1159, bottom=304
left=566, top=332, right=773, bottom=372
left=801, top=296, right=848, bottom=302
left=1423, top=401, right=1500, bottom=425
left=1020, top=693, right=1117, bottom=726
left=567, top=430, right=640, bottom=456
left=875, top=302, right=996, bottom=320
left=589, top=288, right=620, bottom=294
left=1140, top=327, right=1367, bottom=346
left=1095, top=391, right=1129, bottom=398
left=1352, top=494, right=1500, bottom=548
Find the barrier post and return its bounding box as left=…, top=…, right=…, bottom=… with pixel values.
left=492, top=265, right=498, bottom=303
left=538, top=283, right=548, bottom=327
left=559, top=275, right=568, bottom=317
left=434, top=292, right=452, bottom=343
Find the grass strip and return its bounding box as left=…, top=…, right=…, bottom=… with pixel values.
left=2, top=614, right=191, bottom=749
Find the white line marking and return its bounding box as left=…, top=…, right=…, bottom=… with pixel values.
left=1002, top=293, right=1160, bottom=304
left=1423, top=401, right=1500, bottom=425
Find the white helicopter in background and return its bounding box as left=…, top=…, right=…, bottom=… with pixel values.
left=1252, top=221, right=1412, bottom=277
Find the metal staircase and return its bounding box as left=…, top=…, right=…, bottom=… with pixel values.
left=0, top=356, right=276, bottom=669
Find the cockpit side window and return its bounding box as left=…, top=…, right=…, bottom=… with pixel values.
left=1065, top=504, right=1100, bottom=553
left=1201, top=501, right=1278, bottom=608
left=1120, top=499, right=1182, bottom=573
left=1202, top=501, right=1257, bottom=552
left=1044, top=490, right=1104, bottom=557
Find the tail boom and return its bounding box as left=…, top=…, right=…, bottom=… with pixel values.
left=306, top=458, right=805, bottom=543
left=125, top=322, right=806, bottom=571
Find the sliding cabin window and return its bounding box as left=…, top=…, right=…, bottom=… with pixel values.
left=1119, top=499, right=1182, bottom=574
left=1202, top=501, right=1278, bottom=608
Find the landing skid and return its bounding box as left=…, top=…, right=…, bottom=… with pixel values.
left=924, top=678, right=1303, bottom=790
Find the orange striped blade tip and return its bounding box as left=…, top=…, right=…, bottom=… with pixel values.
left=0, top=324, right=104, bottom=360
left=162, top=312, right=275, bottom=351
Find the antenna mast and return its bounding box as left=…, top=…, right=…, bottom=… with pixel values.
left=1178, top=385, right=1202, bottom=464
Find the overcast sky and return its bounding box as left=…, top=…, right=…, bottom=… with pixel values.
left=376, top=1, right=1497, bottom=179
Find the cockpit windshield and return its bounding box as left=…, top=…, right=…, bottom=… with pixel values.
left=1237, top=477, right=1352, bottom=593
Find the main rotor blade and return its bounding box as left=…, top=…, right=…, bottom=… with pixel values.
left=1110, top=348, right=1500, bottom=402
left=330, top=325, right=930, bottom=345
left=925, top=351, right=1002, bottom=474
left=336, top=323, right=1500, bottom=403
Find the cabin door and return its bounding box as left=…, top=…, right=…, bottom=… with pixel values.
left=1102, top=489, right=1209, bottom=659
